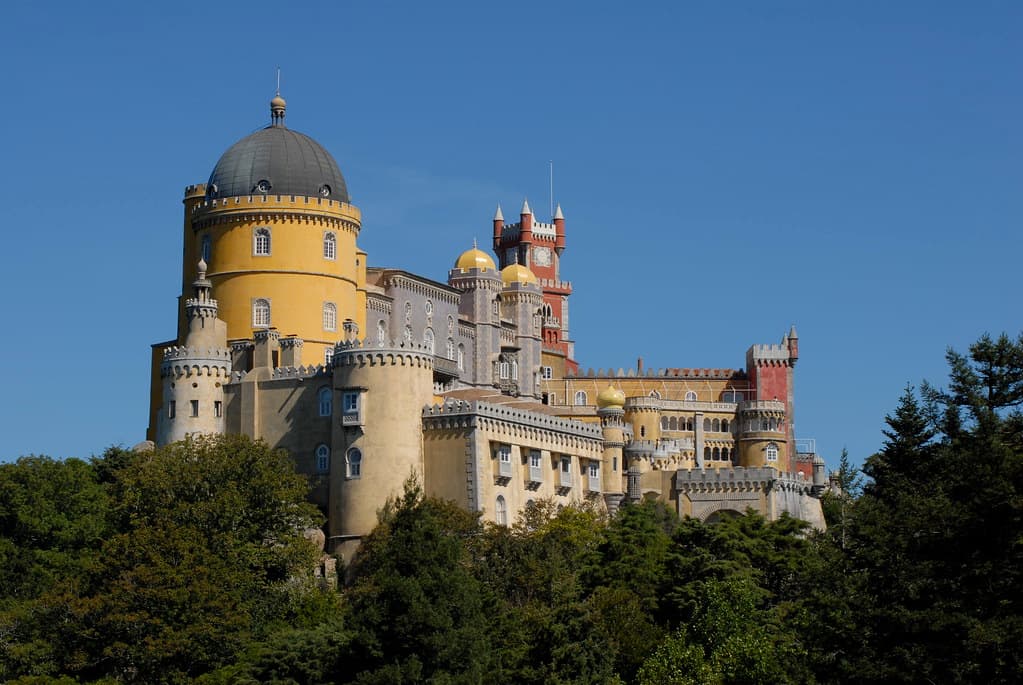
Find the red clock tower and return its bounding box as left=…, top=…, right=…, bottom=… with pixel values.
left=493, top=199, right=578, bottom=374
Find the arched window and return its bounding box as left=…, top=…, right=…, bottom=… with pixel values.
left=495, top=495, right=508, bottom=526
left=447, top=315, right=454, bottom=336
left=324, top=347, right=334, bottom=366
left=253, top=298, right=270, bottom=328
left=649, top=390, right=661, bottom=399
left=457, top=344, right=465, bottom=371
left=315, top=444, right=329, bottom=473
left=318, top=387, right=332, bottom=416
left=721, top=419, right=729, bottom=432
left=704, top=447, right=711, bottom=461
left=713, top=447, right=720, bottom=460
left=686, top=418, right=693, bottom=431
left=201, top=234, right=211, bottom=262
left=669, top=417, right=678, bottom=430
left=765, top=443, right=779, bottom=462
left=684, top=391, right=697, bottom=402
left=253, top=227, right=271, bottom=255
left=404, top=302, right=412, bottom=324
left=323, top=232, right=336, bottom=260
left=574, top=391, right=587, bottom=406
left=347, top=448, right=363, bottom=477
left=510, top=360, right=518, bottom=378
left=323, top=302, right=337, bottom=332
left=661, top=417, right=669, bottom=430
left=446, top=338, right=455, bottom=360
left=424, top=299, right=433, bottom=319
left=424, top=327, right=435, bottom=353
left=712, top=419, right=720, bottom=432
left=377, top=319, right=387, bottom=344
left=703, top=418, right=711, bottom=432
left=403, top=325, right=412, bottom=343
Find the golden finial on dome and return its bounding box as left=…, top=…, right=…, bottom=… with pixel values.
left=597, top=384, right=626, bottom=408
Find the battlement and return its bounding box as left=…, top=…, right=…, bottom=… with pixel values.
left=568, top=367, right=745, bottom=379
left=270, top=364, right=329, bottom=379
left=422, top=398, right=603, bottom=440
left=160, top=346, right=231, bottom=378
left=625, top=397, right=738, bottom=413
left=191, top=193, right=359, bottom=215
left=674, top=466, right=776, bottom=492
left=748, top=343, right=791, bottom=362
left=162, top=346, right=231, bottom=362
left=537, top=277, right=572, bottom=291
left=739, top=400, right=786, bottom=414
left=332, top=338, right=436, bottom=369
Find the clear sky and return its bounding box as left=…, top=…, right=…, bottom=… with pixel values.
left=0, top=1, right=1019, bottom=470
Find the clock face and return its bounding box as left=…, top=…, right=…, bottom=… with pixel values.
left=533, top=246, right=552, bottom=267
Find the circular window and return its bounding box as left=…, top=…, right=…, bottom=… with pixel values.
left=255, top=180, right=271, bottom=193
left=319, top=184, right=331, bottom=197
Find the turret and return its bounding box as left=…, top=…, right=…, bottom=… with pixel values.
left=519, top=198, right=533, bottom=263
left=596, top=384, right=626, bottom=514
left=499, top=261, right=542, bottom=397
left=449, top=243, right=503, bottom=386
left=156, top=260, right=231, bottom=445
left=492, top=205, right=504, bottom=251
left=787, top=325, right=799, bottom=365
left=554, top=203, right=565, bottom=254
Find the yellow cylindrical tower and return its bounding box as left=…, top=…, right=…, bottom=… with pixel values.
left=178, top=95, right=365, bottom=367
left=737, top=400, right=789, bottom=470
left=597, top=384, right=626, bottom=513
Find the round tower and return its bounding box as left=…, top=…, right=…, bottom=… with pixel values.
left=328, top=339, right=436, bottom=560
left=180, top=94, right=364, bottom=367
left=157, top=259, right=231, bottom=445
left=737, top=400, right=789, bottom=470
left=596, top=384, right=626, bottom=513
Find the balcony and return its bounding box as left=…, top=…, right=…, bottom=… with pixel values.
left=433, top=355, right=461, bottom=379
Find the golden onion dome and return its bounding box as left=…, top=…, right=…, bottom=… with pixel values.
left=596, top=384, right=626, bottom=408
left=454, top=246, right=496, bottom=272
left=501, top=262, right=538, bottom=285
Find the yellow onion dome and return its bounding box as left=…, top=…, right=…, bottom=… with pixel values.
left=596, top=384, right=626, bottom=408
left=501, top=262, right=538, bottom=285
left=454, top=246, right=496, bottom=272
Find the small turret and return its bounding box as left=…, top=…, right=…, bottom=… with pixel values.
left=519, top=198, right=533, bottom=258
left=492, top=205, right=504, bottom=251
left=554, top=203, right=565, bottom=254
left=787, top=325, right=799, bottom=365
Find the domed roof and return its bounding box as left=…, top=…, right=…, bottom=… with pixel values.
left=454, top=246, right=496, bottom=272
left=500, top=262, right=538, bottom=285
left=206, top=97, right=349, bottom=202
left=597, top=384, right=626, bottom=408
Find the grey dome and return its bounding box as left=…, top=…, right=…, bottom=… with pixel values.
left=206, top=125, right=349, bottom=202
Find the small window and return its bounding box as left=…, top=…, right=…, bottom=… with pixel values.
left=424, top=327, right=435, bottom=353
left=541, top=366, right=553, bottom=379
left=377, top=320, right=387, bottom=344
left=253, top=227, right=271, bottom=256
left=499, top=362, right=510, bottom=379
left=529, top=450, right=541, bottom=468
left=684, top=391, right=697, bottom=402
left=721, top=419, right=729, bottom=432
left=214, top=400, right=222, bottom=418
left=403, top=325, right=412, bottom=343
left=613, top=456, right=618, bottom=472
left=347, top=448, right=362, bottom=478
left=323, top=232, right=336, bottom=260
left=712, top=419, right=720, bottom=432
left=496, top=495, right=508, bottom=526
left=766, top=443, right=779, bottom=462
left=425, top=299, right=433, bottom=318
left=324, top=347, right=334, bottom=366
left=649, top=390, right=661, bottom=399
left=446, top=338, right=455, bottom=360
left=343, top=392, right=359, bottom=414
left=589, top=462, right=599, bottom=478
left=167, top=401, right=176, bottom=419
left=703, top=418, right=712, bottom=432
left=189, top=400, right=199, bottom=417
left=497, top=445, right=511, bottom=463
left=253, top=299, right=271, bottom=328
left=323, top=302, right=337, bottom=332
left=316, top=444, right=329, bottom=473
left=640, top=425, right=646, bottom=437
left=201, top=234, right=211, bottom=262
left=318, top=387, right=332, bottom=417
left=661, top=417, right=669, bottom=430
left=561, top=456, right=571, bottom=473
left=574, top=391, right=587, bottom=406
left=404, top=302, right=412, bottom=324
left=457, top=344, right=465, bottom=371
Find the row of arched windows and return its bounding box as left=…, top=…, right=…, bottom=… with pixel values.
left=251, top=300, right=338, bottom=331
left=703, top=446, right=737, bottom=463
left=747, top=417, right=783, bottom=432
left=243, top=228, right=339, bottom=260
left=660, top=417, right=731, bottom=432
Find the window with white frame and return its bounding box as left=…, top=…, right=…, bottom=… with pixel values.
left=318, top=387, right=332, bottom=416
left=316, top=444, right=329, bottom=473
left=497, top=444, right=511, bottom=465
left=684, top=391, right=697, bottom=402
left=457, top=344, right=465, bottom=371
left=324, top=347, right=334, bottom=366
left=377, top=319, right=387, bottom=344
left=446, top=338, right=455, bottom=360
left=424, top=327, right=435, bottom=353
left=589, top=462, right=599, bottom=478
left=323, top=232, right=336, bottom=260
left=403, top=325, right=412, bottom=343
left=765, top=443, right=779, bottom=462
left=574, top=390, right=587, bottom=406
left=253, top=299, right=271, bottom=328
left=346, top=448, right=362, bottom=478
left=561, top=456, right=571, bottom=473
left=541, top=366, right=553, bottom=379
left=214, top=400, right=222, bottom=418
left=530, top=450, right=542, bottom=468
left=404, top=302, right=412, bottom=324
left=499, top=362, right=510, bottom=379
left=253, top=227, right=271, bottom=256
left=342, top=392, right=359, bottom=414
left=323, top=302, right=337, bottom=332
left=495, top=495, right=508, bottom=526
left=510, top=360, right=518, bottom=379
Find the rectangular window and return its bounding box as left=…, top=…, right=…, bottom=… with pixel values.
left=561, top=456, right=571, bottom=473
left=189, top=400, right=199, bottom=417
left=542, top=366, right=553, bottom=379
left=214, top=401, right=222, bottom=418
left=498, top=445, right=511, bottom=463
left=343, top=392, right=359, bottom=414
left=325, top=347, right=334, bottom=366
left=167, top=401, right=176, bottom=419
left=529, top=450, right=541, bottom=468
left=499, top=362, right=510, bottom=379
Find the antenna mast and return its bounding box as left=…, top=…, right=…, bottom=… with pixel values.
left=276, top=66, right=281, bottom=95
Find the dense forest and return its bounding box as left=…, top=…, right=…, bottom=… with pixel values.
left=2, top=333, right=1022, bottom=684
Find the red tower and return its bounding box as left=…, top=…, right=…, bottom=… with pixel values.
left=493, top=200, right=578, bottom=374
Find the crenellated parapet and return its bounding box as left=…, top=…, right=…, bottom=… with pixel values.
left=568, top=367, right=747, bottom=379
left=332, top=338, right=436, bottom=370
left=423, top=399, right=603, bottom=446
left=270, top=364, right=330, bottom=379
left=190, top=193, right=362, bottom=235
left=160, top=346, right=232, bottom=378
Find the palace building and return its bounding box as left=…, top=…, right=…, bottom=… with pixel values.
left=147, top=94, right=826, bottom=558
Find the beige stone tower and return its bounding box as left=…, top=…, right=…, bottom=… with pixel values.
left=596, top=384, right=627, bottom=514
left=328, top=339, right=436, bottom=560
left=156, top=259, right=231, bottom=445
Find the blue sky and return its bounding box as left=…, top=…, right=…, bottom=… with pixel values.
left=1, top=2, right=1019, bottom=469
